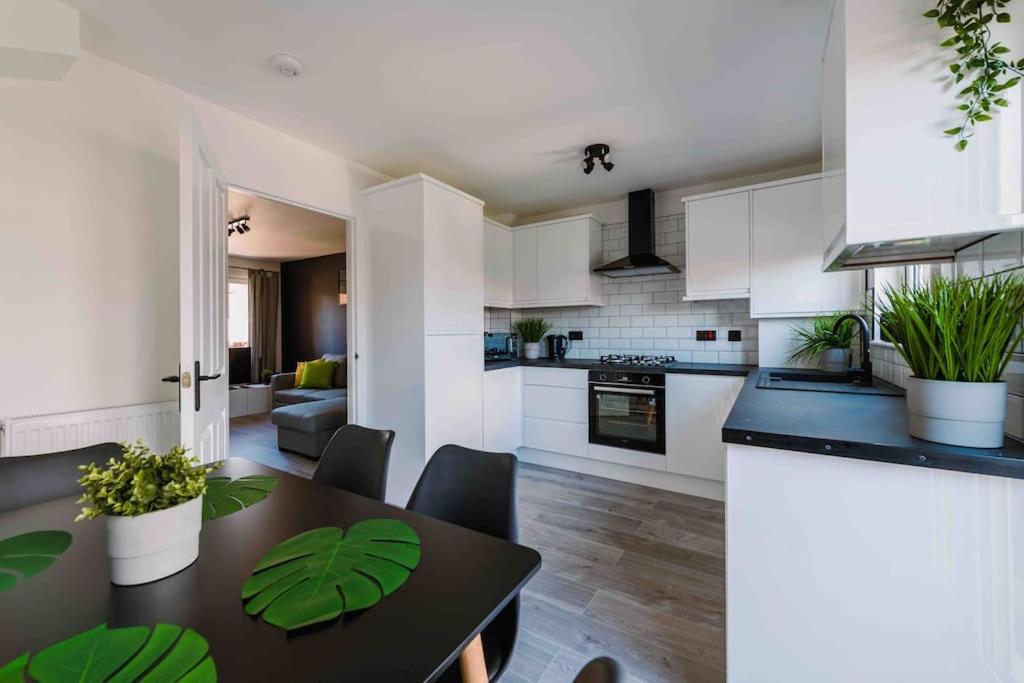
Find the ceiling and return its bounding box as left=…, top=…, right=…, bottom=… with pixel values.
left=68, top=0, right=830, bottom=218
left=227, top=190, right=346, bottom=262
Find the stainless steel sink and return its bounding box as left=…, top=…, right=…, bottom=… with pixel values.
left=755, top=370, right=903, bottom=396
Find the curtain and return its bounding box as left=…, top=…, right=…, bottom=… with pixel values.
left=248, top=269, right=280, bottom=382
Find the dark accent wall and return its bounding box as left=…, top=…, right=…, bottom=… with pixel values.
left=281, top=252, right=347, bottom=369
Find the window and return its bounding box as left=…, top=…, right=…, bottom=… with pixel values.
left=228, top=279, right=249, bottom=348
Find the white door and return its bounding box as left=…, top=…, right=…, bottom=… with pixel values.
left=178, top=107, right=228, bottom=464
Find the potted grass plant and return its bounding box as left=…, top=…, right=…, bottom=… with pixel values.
left=789, top=313, right=859, bottom=372
left=77, top=441, right=220, bottom=585
left=515, top=317, right=551, bottom=360
left=879, top=275, right=1024, bottom=448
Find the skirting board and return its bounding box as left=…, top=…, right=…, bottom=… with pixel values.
left=516, top=447, right=725, bottom=501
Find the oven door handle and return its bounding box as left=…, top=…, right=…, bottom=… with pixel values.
left=593, top=386, right=657, bottom=396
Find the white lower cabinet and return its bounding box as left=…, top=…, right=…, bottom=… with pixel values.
left=523, top=417, right=588, bottom=458
left=666, top=374, right=744, bottom=482
left=482, top=367, right=522, bottom=453
left=520, top=367, right=588, bottom=457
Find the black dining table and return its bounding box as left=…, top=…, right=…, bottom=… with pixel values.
left=0, top=458, right=541, bottom=682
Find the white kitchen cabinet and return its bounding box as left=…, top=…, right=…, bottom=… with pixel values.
left=363, top=173, right=485, bottom=504
left=520, top=367, right=589, bottom=456
left=823, top=0, right=1024, bottom=269
left=683, top=191, right=751, bottom=300
left=665, top=374, right=743, bottom=482
left=424, top=334, right=483, bottom=459
left=513, top=227, right=538, bottom=304
left=751, top=178, right=863, bottom=318
left=484, top=218, right=515, bottom=308
left=513, top=215, right=604, bottom=308
left=423, top=181, right=483, bottom=334
left=523, top=385, right=588, bottom=424
left=482, top=367, right=522, bottom=453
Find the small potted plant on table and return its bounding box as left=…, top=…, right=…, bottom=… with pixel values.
left=77, top=441, right=220, bottom=585
left=880, top=275, right=1024, bottom=448
left=789, top=313, right=858, bottom=372
left=515, top=317, right=551, bottom=360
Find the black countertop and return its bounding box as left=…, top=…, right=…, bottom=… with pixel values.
left=723, top=368, right=1024, bottom=479
left=484, top=358, right=753, bottom=377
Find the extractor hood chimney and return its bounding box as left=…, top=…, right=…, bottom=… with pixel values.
left=593, top=189, right=680, bottom=278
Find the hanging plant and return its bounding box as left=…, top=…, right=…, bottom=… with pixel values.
left=926, top=0, right=1024, bottom=150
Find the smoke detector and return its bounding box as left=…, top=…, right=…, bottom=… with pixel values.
left=270, top=53, right=302, bottom=78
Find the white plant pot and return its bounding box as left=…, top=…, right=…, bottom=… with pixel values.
left=819, top=348, right=851, bottom=373
left=106, top=496, right=202, bottom=586
left=524, top=342, right=541, bottom=360
left=905, top=377, right=1007, bottom=448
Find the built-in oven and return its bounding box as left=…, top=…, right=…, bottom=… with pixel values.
left=588, top=370, right=666, bottom=454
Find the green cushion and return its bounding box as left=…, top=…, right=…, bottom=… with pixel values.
left=299, top=360, right=337, bottom=389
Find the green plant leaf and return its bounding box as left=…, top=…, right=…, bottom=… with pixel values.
left=0, top=623, right=215, bottom=683
left=202, top=475, right=278, bottom=520
left=0, top=653, right=27, bottom=683
left=944, top=126, right=963, bottom=135
left=0, top=531, right=72, bottom=593
left=957, top=139, right=969, bottom=150
left=242, top=519, right=421, bottom=631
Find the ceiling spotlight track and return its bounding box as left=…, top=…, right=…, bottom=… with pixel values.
left=582, top=143, right=614, bottom=175
left=228, top=215, right=252, bottom=237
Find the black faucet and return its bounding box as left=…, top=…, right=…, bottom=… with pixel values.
left=832, top=313, right=873, bottom=385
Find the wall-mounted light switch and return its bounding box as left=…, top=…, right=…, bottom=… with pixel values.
left=728, top=330, right=742, bottom=342
left=696, top=330, right=717, bottom=341
left=568, top=330, right=583, bottom=341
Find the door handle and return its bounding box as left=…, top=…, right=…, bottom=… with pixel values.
left=193, top=361, right=221, bottom=412
left=162, top=364, right=182, bottom=412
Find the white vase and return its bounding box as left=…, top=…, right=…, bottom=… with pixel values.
left=819, top=348, right=851, bottom=373
left=524, top=342, right=541, bottom=360
left=106, top=496, right=202, bottom=586
left=905, top=377, right=1007, bottom=448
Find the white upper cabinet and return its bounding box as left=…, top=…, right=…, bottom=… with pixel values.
left=751, top=177, right=863, bottom=318
left=423, top=180, right=484, bottom=334
left=823, top=0, right=1024, bottom=269
left=513, top=215, right=604, bottom=308
left=684, top=191, right=751, bottom=300
left=513, top=226, right=539, bottom=304
left=484, top=218, right=515, bottom=308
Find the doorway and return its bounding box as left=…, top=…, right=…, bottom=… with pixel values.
left=223, top=187, right=354, bottom=473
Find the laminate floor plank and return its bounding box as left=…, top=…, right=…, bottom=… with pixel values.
left=584, top=590, right=725, bottom=673
left=521, top=569, right=597, bottom=615
left=228, top=417, right=725, bottom=682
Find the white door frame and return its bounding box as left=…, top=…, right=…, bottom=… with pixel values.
left=226, top=183, right=361, bottom=423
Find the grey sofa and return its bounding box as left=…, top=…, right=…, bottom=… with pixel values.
left=270, top=353, right=348, bottom=408
left=271, top=398, right=348, bottom=458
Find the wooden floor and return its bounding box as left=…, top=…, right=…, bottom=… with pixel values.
left=230, top=415, right=725, bottom=683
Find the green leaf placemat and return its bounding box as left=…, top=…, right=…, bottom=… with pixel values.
left=202, top=475, right=277, bottom=521
left=0, top=531, right=71, bottom=593
left=242, top=519, right=421, bottom=631
left=0, top=623, right=215, bottom=682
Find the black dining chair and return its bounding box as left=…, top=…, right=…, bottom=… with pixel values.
left=312, top=424, right=395, bottom=501
left=573, top=656, right=624, bottom=683
left=0, top=442, right=122, bottom=513
left=406, top=444, right=520, bottom=683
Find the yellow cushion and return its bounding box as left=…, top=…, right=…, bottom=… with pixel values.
left=294, top=362, right=307, bottom=387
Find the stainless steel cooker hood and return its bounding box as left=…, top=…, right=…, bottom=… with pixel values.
left=594, top=189, right=680, bottom=278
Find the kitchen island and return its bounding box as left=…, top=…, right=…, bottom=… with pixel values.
left=722, top=369, right=1024, bottom=682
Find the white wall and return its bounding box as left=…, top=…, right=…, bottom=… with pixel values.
left=0, top=52, right=388, bottom=421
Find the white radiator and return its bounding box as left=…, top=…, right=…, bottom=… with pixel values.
left=0, top=402, right=180, bottom=457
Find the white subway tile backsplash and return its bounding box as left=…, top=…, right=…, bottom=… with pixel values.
left=505, top=213, right=757, bottom=363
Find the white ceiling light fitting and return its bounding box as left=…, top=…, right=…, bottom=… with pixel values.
left=270, top=53, right=302, bottom=78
